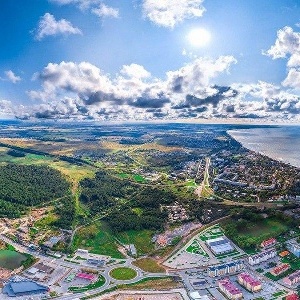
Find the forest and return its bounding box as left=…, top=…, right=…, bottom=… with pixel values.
left=0, top=164, right=70, bottom=218
left=79, top=171, right=179, bottom=233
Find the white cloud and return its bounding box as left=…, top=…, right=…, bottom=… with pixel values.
left=120, top=64, right=151, bottom=79
left=50, top=0, right=100, bottom=10
left=92, top=3, right=119, bottom=18
left=142, top=0, right=206, bottom=28
left=35, top=13, right=82, bottom=40
left=4, top=70, right=21, bottom=83
left=265, top=26, right=300, bottom=89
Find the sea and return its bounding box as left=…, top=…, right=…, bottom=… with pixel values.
left=228, top=126, right=300, bottom=168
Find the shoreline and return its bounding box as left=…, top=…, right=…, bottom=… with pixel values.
left=227, top=129, right=300, bottom=169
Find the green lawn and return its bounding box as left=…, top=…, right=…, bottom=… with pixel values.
left=238, top=218, right=288, bottom=238
left=186, top=240, right=208, bottom=257
left=133, top=174, right=146, bottom=183
left=69, top=275, right=105, bottom=292
left=116, top=229, right=154, bottom=255
left=132, top=258, right=165, bottom=273
left=109, top=267, right=137, bottom=280
left=72, top=221, right=124, bottom=258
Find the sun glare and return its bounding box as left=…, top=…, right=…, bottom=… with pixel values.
left=188, top=28, right=211, bottom=47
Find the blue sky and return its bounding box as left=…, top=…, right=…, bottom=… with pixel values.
left=1, top=0, right=300, bottom=122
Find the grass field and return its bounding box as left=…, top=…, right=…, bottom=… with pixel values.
left=132, top=258, right=165, bottom=273
left=0, top=147, right=95, bottom=193
left=186, top=240, right=208, bottom=257
left=69, top=275, right=105, bottom=292
left=116, top=229, right=154, bottom=255
left=237, top=218, right=288, bottom=239
left=110, top=267, right=137, bottom=280
left=72, top=221, right=124, bottom=258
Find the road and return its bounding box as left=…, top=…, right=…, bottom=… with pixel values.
left=0, top=234, right=170, bottom=300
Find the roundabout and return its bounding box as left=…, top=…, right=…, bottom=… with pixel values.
left=109, top=267, right=138, bottom=281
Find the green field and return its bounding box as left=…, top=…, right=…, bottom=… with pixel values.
left=72, top=221, right=124, bottom=258
left=69, top=275, right=105, bottom=292
left=132, top=174, right=146, bottom=183
left=238, top=218, right=288, bottom=238
left=186, top=240, right=208, bottom=257
left=199, top=225, right=224, bottom=241
left=116, top=229, right=154, bottom=255
left=109, top=267, right=137, bottom=280
left=132, top=258, right=165, bottom=273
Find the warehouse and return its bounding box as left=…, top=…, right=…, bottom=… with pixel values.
left=205, top=236, right=234, bottom=255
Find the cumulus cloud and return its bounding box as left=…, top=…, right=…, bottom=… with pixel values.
left=92, top=3, right=119, bottom=18
left=142, top=0, right=206, bottom=28
left=4, top=70, right=21, bottom=83
left=22, top=56, right=243, bottom=120
left=35, top=13, right=82, bottom=40
left=120, top=64, right=151, bottom=79
left=265, top=26, right=300, bottom=89
left=22, top=58, right=300, bottom=122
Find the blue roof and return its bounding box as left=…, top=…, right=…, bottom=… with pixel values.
left=4, top=281, right=48, bottom=296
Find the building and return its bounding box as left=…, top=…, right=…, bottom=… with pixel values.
left=279, top=250, right=290, bottom=257
left=283, top=270, right=300, bottom=286
left=248, top=248, right=276, bottom=265
left=34, top=262, right=55, bottom=274
left=42, top=236, right=62, bottom=249
left=87, top=259, right=105, bottom=267
left=206, top=236, right=234, bottom=256
left=270, top=263, right=290, bottom=276
left=208, top=261, right=243, bottom=277
left=287, top=240, right=300, bottom=258
left=129, top=244, right=137, bottom=256
left=286, top=294, right=299, bottom=300
left=238, top=272, right=262, bottom=292
left=3, top=276, right=49, bottom=297
left=76, top=273, right=96, bottom=281
left=218, top=278, right=243, bottom=300
left=260, top=237, right=276, bottom=248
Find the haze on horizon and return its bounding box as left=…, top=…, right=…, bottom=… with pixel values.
left=1, top=0, right=300, bottom=123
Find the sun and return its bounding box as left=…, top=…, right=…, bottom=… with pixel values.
left=187, top=28, right=211, bottom=47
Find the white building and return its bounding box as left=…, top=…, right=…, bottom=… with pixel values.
left=248, top=248, right=276, bottom=266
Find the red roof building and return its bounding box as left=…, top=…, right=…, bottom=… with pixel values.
left=261, top=237, right=276, bottom=248
left=286, top=294, right=299, bottom=300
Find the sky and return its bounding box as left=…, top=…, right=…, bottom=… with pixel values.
left=1, top=0, right=300, bottom=122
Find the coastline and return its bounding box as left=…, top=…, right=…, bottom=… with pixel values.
left=227, top=129, right=300, bottom=169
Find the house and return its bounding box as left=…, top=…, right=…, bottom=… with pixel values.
left=260, top=238, right=276, bottom=248
left=248, top=248, right=276, bottom=265
left=218, top=278, right=243, bottom=300
left=238, top=273, right=262, bottom=292
left=286, top=294, right=299, bottom=300
left=287, top=240, right=300, bottom=258
left=208, top=261, right=243, bottom=277
left=270, top=263, right=290, bottom=276
left=283, top=270, right=300, bottom=286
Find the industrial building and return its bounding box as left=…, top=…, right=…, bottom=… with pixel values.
left=248, top=248, right=276, bottom=265
left=218, top=278, right=243, bottom=300
left=205, top=236, right=234, bottom=255
left=238, top=272, right=262, bottom=292
left=3, top=276, right=48, bottom=297
left=208, top=261, right=243, bottom=277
